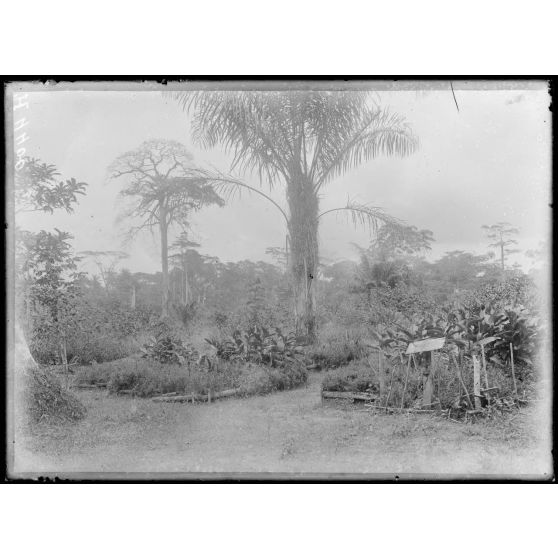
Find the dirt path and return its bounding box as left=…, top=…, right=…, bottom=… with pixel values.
left=14, top=373, right=552, bottom=478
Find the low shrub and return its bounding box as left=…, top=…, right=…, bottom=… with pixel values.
left=321, top=355, right=535, bottom=414
left=322, top=361, right=378, bottom=392
left=141, top=319, right=198, bottom=365
left=103, top=358, right=241, bottom=396
left=141, top=334, right=197, bottom=365
left=308, top=338, right=367, bottom=370
left=24, top=367, right=86, bottom=423
left=205, top=325, right=305, bottom=368
left=75, top=354, right=307, bottom=398
left=240, top=362, right=308, bottom=395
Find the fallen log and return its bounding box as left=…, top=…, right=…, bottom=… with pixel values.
left=321, top=391, right=375, bottom=401
left=151, top=388, right=242, bottom=403
left=74, top=383, right=107, bottom=389
left=364, top=404, right=439, bottom=414
left=151, top=394, right=203, bottom=403
left=212, top=388, right=242, bottom=399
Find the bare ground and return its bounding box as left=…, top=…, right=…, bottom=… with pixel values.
left=12, top=372, right=553, bottom=479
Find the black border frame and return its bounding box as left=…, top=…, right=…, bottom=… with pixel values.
left=2, top=76, right=555, bottom=484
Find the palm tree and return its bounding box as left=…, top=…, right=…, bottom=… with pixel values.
left=168, top=91, right=418, bottom=338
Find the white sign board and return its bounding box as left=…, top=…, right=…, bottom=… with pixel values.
left=405, top=337, right=445, bottom=354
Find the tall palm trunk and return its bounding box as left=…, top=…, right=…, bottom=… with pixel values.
left=287, top=181, right=319, bottom=341
left=159, top=207, right=170, bottom=318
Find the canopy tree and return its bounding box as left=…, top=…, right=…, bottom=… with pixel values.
left=482, top=222, right=520, bottom=271
left=168, top=90, right=419, bottom=338
left=109, top=139, right=224, bottom=317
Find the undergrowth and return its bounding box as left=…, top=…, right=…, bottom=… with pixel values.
left=74, top=355, right=307, bottom=398
left=24, top=367, right=87, bottom=423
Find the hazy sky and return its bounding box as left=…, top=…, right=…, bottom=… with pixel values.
left=12, top=82, right=552, bottom=275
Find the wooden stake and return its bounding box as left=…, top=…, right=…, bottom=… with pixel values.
left=452, top=353, right=473, bottom=408
left=378, top=349, right=385, bottom=405
left=480, top=344, right=490, bottom=405
left=385, top=365, right=396, bottom=409
left=436, top=353, right=441, bottom=402
left=400, top=356, right=412, bottom=410
left=422, top=351, right=435, bottom=408
left=480, top=345, right=488, bottom=389
left=510, top=343, right=518, bottom=399
left=472, top=354, right=482, bottom=410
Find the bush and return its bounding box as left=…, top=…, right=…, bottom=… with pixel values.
left=322, top=361, right=377, bottom=392
left=308, top=338, right=367, bottom=370
left=26, top=298, right=152, bottom=365
left=24, top=367, right=86, bottom=423
left=239, top=362, right=308, bottom=395
left=141, top=334, right=197, bottom=365
left=205, top=325, right=305, bottom=368
left=75, top=354, right=307, bottom=399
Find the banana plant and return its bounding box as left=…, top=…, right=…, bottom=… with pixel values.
left=205, top=324, right=304, bottom=368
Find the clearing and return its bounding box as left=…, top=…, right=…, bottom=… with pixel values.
left=13, top=371, right=552, bottom=479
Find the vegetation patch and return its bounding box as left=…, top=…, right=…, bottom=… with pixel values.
left=74, top=354, right=307, bottom=399
left=24, top=367, right=87, bottom=424
left=307, top=337, right=368, bottom=370
left=322, top=361, right=377, bottom=393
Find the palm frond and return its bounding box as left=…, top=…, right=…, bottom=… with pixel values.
left=317, top=200, right=403, bottom=234
left=190, top=168, right=289, bottom=225
left=315, top=108, right=419, bottom=188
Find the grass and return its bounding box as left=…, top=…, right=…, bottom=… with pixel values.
left=307, top=338, right=368, bottom=370
left=14, top=370, right=551, bottom=477
left=73, top=354, right=307, bottom=398
left=23, top=367, right=87, bottom=424
left=320, top=355, right=537, bottom=415
left=322, top=360, right=377, bottom=392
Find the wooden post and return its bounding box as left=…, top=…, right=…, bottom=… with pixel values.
left=378, top=349, right=385, bottom=405
left=385, top=365, right=396, bottom=409
left=509, top=343, right=518, bottom=399
left=422, top=351, right=434, bottom=408
left=480, top=344, right=490, bottom=405
left=207, top=389, right=212, bottom=404
left=452, top=353, right=473, bottom=408
left=400, top=356, right=412, bottom=410
left=436, top=353, right=441, bottom=403
left=472, top=354, right=482, bottom=410
left=480, top=345, right=488, bottom=389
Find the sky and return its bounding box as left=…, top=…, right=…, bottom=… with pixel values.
left=10, top=82, right=552, bottom=275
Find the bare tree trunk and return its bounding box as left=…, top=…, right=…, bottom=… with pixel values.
left=160, top=210, right=170, bottom=318
left=182, top=254, right=190, bottom=305
left=131, top=284, right=136, bottom=309
left=288, top=181, right=319, bottom=341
